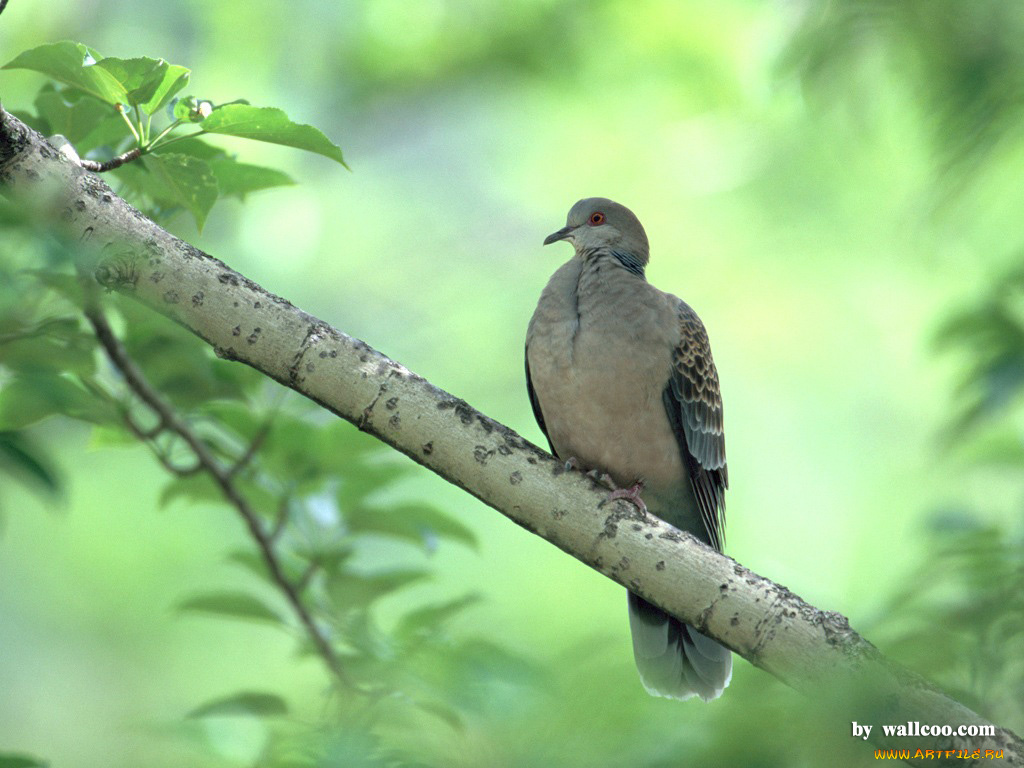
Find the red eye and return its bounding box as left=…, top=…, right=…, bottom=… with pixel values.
left=589, top=212, right=605, bottom=225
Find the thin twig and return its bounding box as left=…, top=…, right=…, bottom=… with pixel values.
left=80, top=148, right=143, bottom=172
left=125, top=410, right=165, bottom=440
left=124, top=420, right=203, bottom=477
left=83, top=298, right=356, bottom=690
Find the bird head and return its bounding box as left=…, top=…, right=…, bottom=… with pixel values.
left=543, top=197, right=650, bottom=267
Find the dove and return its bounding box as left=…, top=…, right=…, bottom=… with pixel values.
left=525, top=197, right=731, bottom=700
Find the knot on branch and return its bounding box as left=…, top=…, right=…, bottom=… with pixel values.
left=95, top=253, right=139, bottom=290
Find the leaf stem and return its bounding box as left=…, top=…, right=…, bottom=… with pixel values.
left=116, top=104, right=141, bottom=144
left=146, top=118, right=184, bottom=151
left=133, top=105, right=147, bottom=144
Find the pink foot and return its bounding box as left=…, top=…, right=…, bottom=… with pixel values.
left=605, top=482, right=648, bottom=515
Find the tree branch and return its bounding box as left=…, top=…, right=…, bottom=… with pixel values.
left=1, top=107, right=1020, bottom=766
left=78, top=147, right=143, bottom=172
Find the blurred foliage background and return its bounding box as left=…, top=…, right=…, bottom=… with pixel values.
left=1, top=1, right=1023, bottom=766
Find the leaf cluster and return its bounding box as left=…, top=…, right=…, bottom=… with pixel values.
left=4, top=41, right=346, bottom=230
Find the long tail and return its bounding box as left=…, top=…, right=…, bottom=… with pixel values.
left=628, top=592, right=732, bottom=701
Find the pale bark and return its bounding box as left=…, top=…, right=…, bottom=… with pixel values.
left=1, top=107, right=1020, bottom=766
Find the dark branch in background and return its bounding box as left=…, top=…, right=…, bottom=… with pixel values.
left=0, top=0, right=9, bottom=18
left=228, top=421, right=270, bottom=478
left=81, top=291, right=357, bottom=692
left=78, top=147, right=143, bottom=172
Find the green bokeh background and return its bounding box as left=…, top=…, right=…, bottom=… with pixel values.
left=2, top=1, right=1023, bottom=766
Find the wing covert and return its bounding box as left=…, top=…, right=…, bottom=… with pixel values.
left=662, top=301, right=728, bottom=550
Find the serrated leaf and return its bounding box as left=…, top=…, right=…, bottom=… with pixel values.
left=200, top=105, right=346, bottom=166
left=33, top=86, right=125, bottom=150
left=187, top=691, right=287, bottom=719
left=114, top=153, right=218, bottom=231
left=94, top=57, right=168, bottom=107
left=177, top=591, right=284, bottom=625
left=209, top=157, right=295, bottom=200
left=138, top=153, right=219, bottom=231
left=3, top=41, right=127, bottom=105
left=0, top=754, right=49, bottom=768
left=141, top=64, right=190, bottom=114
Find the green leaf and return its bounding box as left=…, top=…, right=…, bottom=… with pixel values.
left=115, top=299, right=263, bottom=407
left=395, top=595, right=480, bottom=640
left=198, top=400, right=264, bottom=440
left=293, top=542, right=354, bottom=575
left=33, top=86, right=126, bottom=151
left=94, top=57, right=169, bottom=108
left=9, top=110, right=50, bottom=134
left=177, top=591, right=284, bottom=625
left=3, top=41, right=127, bottom=106
left=150, top=135, right=226, bottom=160
left=24, top=270, right=85, bottom=304
left=0, top=431, right=62, bottom=497
left=226, top=549, right=269, bottom=581
left=0, top=754, right=48, bottom=768
left=345, top=503, right=478, bottom=551
left=0, top=375, right=107, bottom=429
left=200, top=105, right=347, bottom=166
left=412, top=699, right=465, bottom=733
left=88, top=424, right=137, bottom=449
left=209, top=157, right=295, bottom=200
left=140, top=153, right=219, bottom=231
left=0, top=316, right=96, bottom=376
left=158, top=474, right=220, bottom=509
left=327, top=568, right=430, bottom=610
left=187, top=691, right=288, bottom=719
left=140, top=64, right=190, bottom=114
left=114, top=153, right=218, bottom=231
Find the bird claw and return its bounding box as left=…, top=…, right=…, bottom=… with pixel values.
left=604, top=482, right=648, bottom=515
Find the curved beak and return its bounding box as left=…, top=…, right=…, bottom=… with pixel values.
left=543, top=225, right=575, bottom=246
